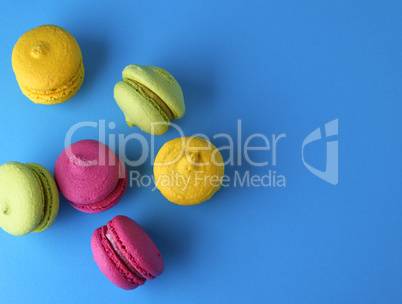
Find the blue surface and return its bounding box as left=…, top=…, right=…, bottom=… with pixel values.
left=0, top=1, right=401, bottom=303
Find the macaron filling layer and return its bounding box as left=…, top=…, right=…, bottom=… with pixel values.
left=107, top=221, right=156, bottom=280
left=125, top=79, right=174, bottom=121
left=105, top=229, right=145, bottom=280
left=26, top=164, right=57, bottom=232
left=97, top=226, right=146, bottom=287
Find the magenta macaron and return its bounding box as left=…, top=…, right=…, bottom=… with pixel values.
left=91, top=215, right=164, bottom=290
left=54, top=139, right=127, bottom=213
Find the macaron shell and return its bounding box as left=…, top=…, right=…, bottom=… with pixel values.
left=19, top=62, right=84, bottom=105
left=107, top=215, right=164, bottom=280
left=54, top=140, right=121, bottom=204
left=91, top=226, right=146, bottom=290
left=69, top=165, right=127, bottom=214
left=0, top=162, right=44, bottom=236
left=26, top=163, right=59, bottom=232
left=122, top=64, right=185, bottom=119
left=154, top=137, right=225, bottom=205
left=12, top=25, right=82, bottom=90
left=114, top=81, right=170, bottom=135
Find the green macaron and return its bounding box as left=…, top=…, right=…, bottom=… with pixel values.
left=0, top=162, right=59, bottom=236
left=114, top=64, right=185, bottom=135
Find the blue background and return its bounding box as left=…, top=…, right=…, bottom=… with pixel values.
left=0, top=1, right=401, bottom=303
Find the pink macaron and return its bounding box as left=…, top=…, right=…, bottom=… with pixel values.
left=91, top=215, right=164, bottom=290
left=54, top=139, right=127, bottom=213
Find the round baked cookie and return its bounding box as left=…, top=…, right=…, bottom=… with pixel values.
left=114, top=64, right=185, bottom=135
left=54, top=140, right=128, bottom=213
left=0, top=162, right=59, bottom=236
left=12, top=25, right=84, bottom=104
left=91, top=215, right=164, bottom=290
left=154, top=137, right=225, bottom=205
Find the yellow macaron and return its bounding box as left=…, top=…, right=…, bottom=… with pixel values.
left=154, top=137, right=225, bottom=206
left=12, top=25, right=84, bottom=104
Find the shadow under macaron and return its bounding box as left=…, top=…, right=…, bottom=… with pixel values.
left=168, top=70, right=217, bottom=129
left=74, top=36, right=109, bottom=95
left=138, top=214, right=196, bottom=269
left=55, top=195, right=82, bottom=223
